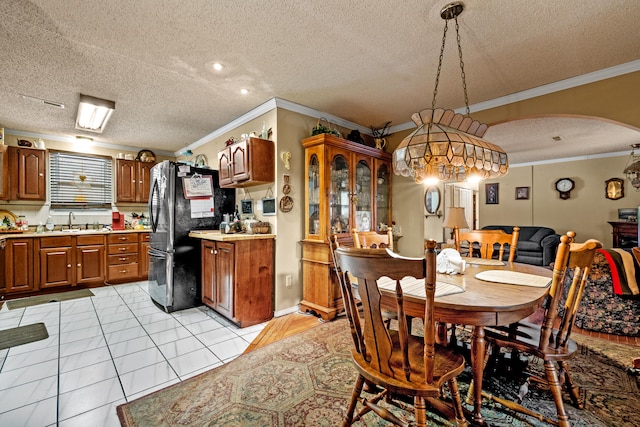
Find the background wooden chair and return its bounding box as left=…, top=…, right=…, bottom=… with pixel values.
left=352, top=229, right=394, bottom=251
left=333, top=241, right=467, bottom=427
left=456, top=227, right=520, bottom=262
left=479, top=232, right=602, bottom=427
left=351, top=229, right=408, bottom=330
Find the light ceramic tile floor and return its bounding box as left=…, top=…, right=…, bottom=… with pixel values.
left=0, top=281, right=267, bottom=426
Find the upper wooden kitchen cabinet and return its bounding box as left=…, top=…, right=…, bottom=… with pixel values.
left=0, top=145, right=8, bottom=199
left=217, top=137, right=274, bottom=188
left=116, top=159, right=155, bottom=203
left=300, top=133, right=392, bottom=321
left=7, top=146, right=46, bottom=201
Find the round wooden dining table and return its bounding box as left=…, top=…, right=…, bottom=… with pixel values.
left=380, top=259, right=553, bottom=425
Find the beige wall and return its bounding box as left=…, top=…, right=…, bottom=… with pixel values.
left=385, top=71, right=640, bottom=253
left=480, top=155, right=640, bottom=246
left=188, top=108, right=323, bottom=313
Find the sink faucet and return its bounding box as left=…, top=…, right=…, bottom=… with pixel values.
left=68, top=212, right=76, bottom=228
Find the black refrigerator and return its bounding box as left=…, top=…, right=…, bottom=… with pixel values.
left=148, top=161, right=235, bottom=312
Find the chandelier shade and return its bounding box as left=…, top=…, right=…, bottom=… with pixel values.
left=393, top=108, right=508, bottom=182
left=623, top=143, right=640, bottom=191
left=392, top=1, right=509, bottom=183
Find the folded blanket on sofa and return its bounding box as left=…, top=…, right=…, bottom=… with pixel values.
left=597, top=248, right=640, bottom=296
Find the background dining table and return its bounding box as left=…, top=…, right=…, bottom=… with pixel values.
left=379, top=257, right=553, bottom=425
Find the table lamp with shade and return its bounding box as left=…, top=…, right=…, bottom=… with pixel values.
left=443, top=207, right=469, bottom=246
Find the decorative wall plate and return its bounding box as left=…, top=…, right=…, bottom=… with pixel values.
left=136, top=149, right=156, bottom=163
left=279, top=195, right=293, bottom=212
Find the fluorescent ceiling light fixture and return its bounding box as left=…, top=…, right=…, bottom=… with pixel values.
left=240, top=88, right=249, bottom=95
left=75, top=94, right=115, bottom=133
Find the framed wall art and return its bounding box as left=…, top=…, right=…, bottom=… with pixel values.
left=485, top=183, right=499, bottom=204
left=605, top=178, right=624, bottom=200
left=515, top=186, right=530, bottom=200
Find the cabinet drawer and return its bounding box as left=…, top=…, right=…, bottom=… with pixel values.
left=108, top=253, right=139, bottom=265
left=141, top=233, right=150, bottom=242
left=39, top=236, right=73, bottom=248
left=77, top=234, right=105, bottom=246
left=107, top=264, right=139, bottom=280
left=108, top=233, right=138, bottom=244
left=108, top=243, right=138, bottom=255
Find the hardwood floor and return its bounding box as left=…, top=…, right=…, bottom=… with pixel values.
left=246, top=312, right=640, bottom=354
left=244, top=312, right=324, bottom=353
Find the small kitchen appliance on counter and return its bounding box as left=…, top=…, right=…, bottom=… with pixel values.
left=112, top=211, right=125, bottom=230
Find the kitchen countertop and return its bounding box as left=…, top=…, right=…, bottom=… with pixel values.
left=0, top=228, right=150, bottom=240
left=189, top=230, right=276, bottom=241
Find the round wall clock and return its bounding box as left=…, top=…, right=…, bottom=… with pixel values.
left=555, top=178, right=575, bottom=200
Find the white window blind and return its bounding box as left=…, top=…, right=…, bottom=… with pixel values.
left=49, top=151, right=112, bottom=208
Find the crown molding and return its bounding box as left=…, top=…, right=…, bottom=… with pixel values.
left=4, top=129, right=175, bottom=157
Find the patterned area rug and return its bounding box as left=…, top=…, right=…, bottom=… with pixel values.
left=117, top=319, right=640, bottom=426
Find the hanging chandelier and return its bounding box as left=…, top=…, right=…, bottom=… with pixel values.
left=392, top=2, right=508, bottom=183
left=623, top=144, right=640, bottom=191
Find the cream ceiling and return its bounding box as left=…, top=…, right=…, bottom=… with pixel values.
left=1, top=0, right=639, bottom=162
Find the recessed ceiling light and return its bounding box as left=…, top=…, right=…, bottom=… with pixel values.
left=240, top=89, right=249, bottom=95
left=212, top=63, right=224, bottom=71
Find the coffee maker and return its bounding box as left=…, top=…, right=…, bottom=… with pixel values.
left=112, top=211, right=125, bottom=230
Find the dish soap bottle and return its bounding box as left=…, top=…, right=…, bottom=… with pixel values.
left=46, top=215, right=54, bottom=232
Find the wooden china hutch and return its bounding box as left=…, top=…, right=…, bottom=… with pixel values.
left=300, top=134, right=392, bottom=321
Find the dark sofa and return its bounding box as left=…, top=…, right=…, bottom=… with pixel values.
left=481, top=225, right=561, bottom=266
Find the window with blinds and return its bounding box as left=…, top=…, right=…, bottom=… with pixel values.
left=49, top=150, right=113, bottom=209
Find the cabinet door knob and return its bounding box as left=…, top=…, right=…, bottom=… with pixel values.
left=120, top=247, right=127, bottom=251
left=77, top=263, right=81, bottom=267
left=120, top=269, right=127, bottom=273
left=210, top=249, right=214, bottom=254
left=120, top=257, right=127, bottom=261
left=67, top=264, right=72, bottom=268
left=119, top=237, right=127, bottom=240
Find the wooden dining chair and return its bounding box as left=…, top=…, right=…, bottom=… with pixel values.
left=479, top=232, right=602, bottom=427
left=351, top=228, right=405, bottom=329
left=456, top=227, right=520, bottom=262
left=352, top=229, right=394, bottom=251
left=333, top=241, right=468, bottom=427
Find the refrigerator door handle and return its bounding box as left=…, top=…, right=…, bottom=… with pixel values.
left=149, top=178, right=159, bottom=233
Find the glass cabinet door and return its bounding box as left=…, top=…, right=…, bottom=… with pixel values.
left=354, top=159, right=372, bottom=231
left=329, top=154, right=350, bottom=234
left=307, top=154, right=320, bottom=235
left=375, top=161, right=390, bottom=229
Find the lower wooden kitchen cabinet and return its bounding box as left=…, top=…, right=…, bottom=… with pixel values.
left=4, top=238, right=34, bottom=293
left=1, top=231, right=149, bottom=298
left=37, top=235, right=106, bottom=289
left=200, top=237, right=274, bottom=327
left=107, top=233, right=140, bottom=282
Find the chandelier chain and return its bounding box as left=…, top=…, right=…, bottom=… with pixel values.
left=431, top=19, right=449, bottom=112
left=454, top=16, right=470, bottom=115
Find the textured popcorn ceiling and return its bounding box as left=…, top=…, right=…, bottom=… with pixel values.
left=1, top=0, right=639, bottom=161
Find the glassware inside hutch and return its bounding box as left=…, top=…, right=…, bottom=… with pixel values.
left=329, top=154, right=349, bottom=234
left=308, top=154, right=320, bottom=235
left=376, top=162, right=390, bottom=229
left=355, top=160, right=372, bottom=231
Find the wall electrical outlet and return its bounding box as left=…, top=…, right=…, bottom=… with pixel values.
left=285, top=275, right=292, bottom=288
